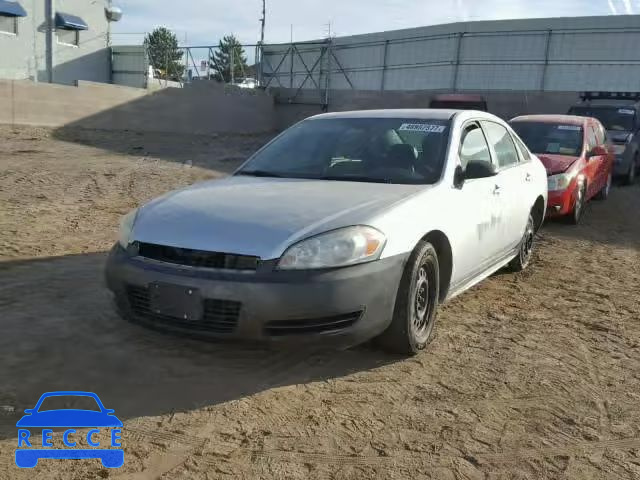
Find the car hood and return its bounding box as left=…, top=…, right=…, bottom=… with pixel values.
left=16, top=410, right=123, bottom=428
left=536, top=154, right=579, bottom=175
left=132, top=176, right=425, bottom=259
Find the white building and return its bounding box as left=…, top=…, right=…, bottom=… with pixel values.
left=0, top=0, right=122, bottom=85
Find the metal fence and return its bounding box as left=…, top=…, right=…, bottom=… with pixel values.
left=182, top=44, right=262, bottom=84
left=261, top=16, right=640, bottom=104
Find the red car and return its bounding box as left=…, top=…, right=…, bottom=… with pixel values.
left=429, top=94, right=488, bottom=111
left=509, top=115, right=614, bottom=224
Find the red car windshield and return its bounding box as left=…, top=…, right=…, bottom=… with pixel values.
left=511, top=122, right=584, bottom=156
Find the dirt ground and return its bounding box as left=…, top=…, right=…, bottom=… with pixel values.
left=0, top=125, right=639, bottom=480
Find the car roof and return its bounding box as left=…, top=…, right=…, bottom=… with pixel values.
left=510, top=114, right=588, bottom=126
left=573, top=99, right=639, bottom=108
left=308, top=109, right=461, bottom=121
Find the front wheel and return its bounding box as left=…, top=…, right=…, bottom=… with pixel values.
left=623, top=157, right=637, bottom=186
left=376, top=241, right=439, bottom=355
left=567, top=183, right=586, bottom=225
left=510, top=213, right=535, bottom=272
left=595, top=172, right=612, bottom=201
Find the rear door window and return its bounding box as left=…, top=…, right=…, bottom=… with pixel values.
left=480, top=121, right=520, bottom=169
left=513, top=135, right=531, bottom=162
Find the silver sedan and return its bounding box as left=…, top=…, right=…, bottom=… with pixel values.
left=106, top=109, right=547, bottom=354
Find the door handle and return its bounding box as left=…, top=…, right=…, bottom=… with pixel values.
left=493, top=184, right=501, bottom=195
left=525, top=173, right=532, bottom=182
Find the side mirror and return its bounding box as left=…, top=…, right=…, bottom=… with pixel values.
left=465, top=160, right=498, bottom=180
left=588, top=145, right=607, bottom=158
left=453, top=165, right=465, bottom=189
left=23, top=409, right=34, bottom=414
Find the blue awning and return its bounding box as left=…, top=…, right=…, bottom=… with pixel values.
left=55, top=12, right=88, bottom=30
left=0, top=0, right=27, bottom=17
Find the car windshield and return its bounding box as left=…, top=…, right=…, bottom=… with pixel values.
left=236, top=117, right=452, bottom=184
left=38, top=395, right=101, bottom=412
left=568, top=106, right=635, bottom=132
left=510, top=122, right=584, bottom=156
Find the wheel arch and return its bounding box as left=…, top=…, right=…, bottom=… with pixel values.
left=531, top=195, right=545, bottom=232
left=419, top=230, right=453, bottom=303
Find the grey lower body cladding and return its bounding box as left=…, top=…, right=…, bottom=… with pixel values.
left=105, top=244, right=407, bottom=348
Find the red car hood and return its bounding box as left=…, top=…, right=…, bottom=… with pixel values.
left=536, top=154, right=579, bottom=175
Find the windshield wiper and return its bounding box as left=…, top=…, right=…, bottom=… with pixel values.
left=236, top=170, right=286, bottom=178
left=319, top=175, right=392, bottom=184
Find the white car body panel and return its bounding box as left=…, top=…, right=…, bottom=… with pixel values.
left=369, top=111, right=548, bottom=292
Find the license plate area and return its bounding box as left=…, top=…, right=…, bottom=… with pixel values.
left=149, top=282, right=203, bottom=321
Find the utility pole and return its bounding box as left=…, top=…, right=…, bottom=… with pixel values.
left=258, top=0, right=266, bottom=85
left=260, top=0, right=266, bottom=47
left=45, top=0, right=53, bottom=83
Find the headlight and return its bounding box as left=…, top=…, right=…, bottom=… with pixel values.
left=613, top=144, right=626, bottom=155
left=118, top=209, right=138, bottom=248
left=547, top=173, right=575, bottom=192
left=278, top=226, right=386, bottom=270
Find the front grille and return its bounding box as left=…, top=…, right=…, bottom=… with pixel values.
left=264, top=312, right=362, bottom=337
left=136, top=242, right=259, bottom=271
left=126, top=285, right=240, bottom=334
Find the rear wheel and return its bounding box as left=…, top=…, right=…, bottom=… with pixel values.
left=510, top=213, right=535, bottom=272
left=376, top=241, right=439, bottom=355
left=595, top=172, right=612, bottom=200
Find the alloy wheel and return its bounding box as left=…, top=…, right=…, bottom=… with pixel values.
left=412, top=265, right=435, bottom=338
left=604, top=173, right=612, bottom=196
left=573, top=184, right=585, bottom=223
left=519, top=217, right=535, bottom=267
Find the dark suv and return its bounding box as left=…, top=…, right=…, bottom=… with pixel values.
left=568, top=92, right=640, bottom=185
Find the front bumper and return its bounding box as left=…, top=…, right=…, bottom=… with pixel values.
left=546, top=187, right=575, bottom=217
left=105, top=245, right=408, bottom=348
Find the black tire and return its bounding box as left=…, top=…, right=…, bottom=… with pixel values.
left=623, top=157, right=637, bottom=186
left=595, top=172, right=612, bottom=201
left=566, top=183, right=586, bottom=225
left=376, top=241, right=439, bottom=355
left=509, top=213, right=535, bottom=272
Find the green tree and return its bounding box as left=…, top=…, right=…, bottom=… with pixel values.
left=144, top=27, right=184, bottom=80
left=210, top=35, right=248, bottom=83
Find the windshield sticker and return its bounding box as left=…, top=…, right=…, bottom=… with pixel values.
left=557, top=125, right=581, bottom=131
left=618, top=109, right=635, bottom=115
left=399, top=124, right=447, bottom=133
left=559, top=147, right=577, bottom=155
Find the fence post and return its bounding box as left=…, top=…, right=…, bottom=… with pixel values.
left=452, top=32, right=463, bottom=91
left=230, top=46, right=235, bottom=84
left=289, top=44, right=294, bottom=89
left=165, top=51, right=169, bottom=86
left=540, top=29, right=552, bottom=91
left=380, top=39, right=389, bottom=91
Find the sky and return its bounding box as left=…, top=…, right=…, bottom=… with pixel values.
left=112, top=0, right=640, bottom=46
